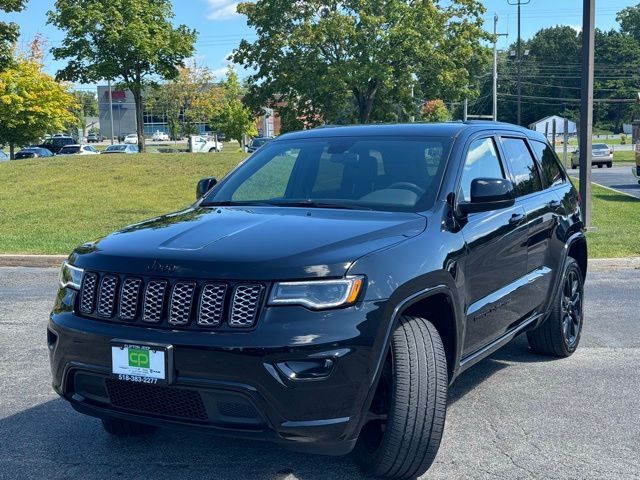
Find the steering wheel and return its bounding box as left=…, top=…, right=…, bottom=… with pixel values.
left=388, top=182, right=425, bottom=196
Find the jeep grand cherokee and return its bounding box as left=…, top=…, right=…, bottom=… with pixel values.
left=49, top=122, right=586, bottom=479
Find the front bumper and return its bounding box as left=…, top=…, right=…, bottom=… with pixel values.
left=48, top=291, right=388, bottom=455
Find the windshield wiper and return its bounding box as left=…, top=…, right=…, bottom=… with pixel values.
left=201, top=200, right=278, bottom=207
left=269, top=200, right=373, bottom=211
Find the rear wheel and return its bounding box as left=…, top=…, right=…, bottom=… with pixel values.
left=607, top=162, right=612, bottom=168
left=101, top=417, right=156, bottom=436
left=527, top=257, right=584, bottom=357
left=597, top=163, right=603, bottom=168
left=354, top=316, right=448, bottom=479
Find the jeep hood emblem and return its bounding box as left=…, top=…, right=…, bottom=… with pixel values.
left=146, top=259, right=178, bottom=274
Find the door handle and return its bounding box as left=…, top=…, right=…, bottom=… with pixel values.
left=509, top=213, right=525, bottom=225
left=548, top=200, right=562, bottom=210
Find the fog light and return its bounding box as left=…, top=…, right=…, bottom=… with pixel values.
left=276, top=359, right=334, bottom=381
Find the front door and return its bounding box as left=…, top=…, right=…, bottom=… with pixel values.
left=459, top=136, right=529, bottom=357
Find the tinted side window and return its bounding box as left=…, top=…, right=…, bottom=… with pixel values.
left=460, top=137, right=505, bottom=202
left=530, top=140, right=565, bottom=188
left=501, top=138, right=542, bottom=197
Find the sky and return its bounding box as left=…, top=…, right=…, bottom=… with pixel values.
left=4, top=0, right=635, bottom=90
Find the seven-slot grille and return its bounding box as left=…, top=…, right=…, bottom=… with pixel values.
left=78, top=272, right=265, bottom=329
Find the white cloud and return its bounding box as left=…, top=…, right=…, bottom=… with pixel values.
left=206, top=0, right=240, bottom=21
left=212, top=66, right=229, bottom=78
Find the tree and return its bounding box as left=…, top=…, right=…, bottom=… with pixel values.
left=618, top=3, right=640, bottom=42
left=146, top=61, right=222, bottom=140
left=73, top=90, right=99, bottom=137
left=212, top=67, right=257, bottom=144
left=420, top=100, right=450, bottom=122
left=0, top=0, right=27, bottom=70
left=233, top=0, right=490, bottom=127
left=0, top=48, right=77, bottom=158
left=48, top=0, right=197, bottom=151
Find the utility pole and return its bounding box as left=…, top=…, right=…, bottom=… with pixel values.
left=463, top=97, right=468, bottom=121
left=492, top=14, right=508, bottom=121
left=107, top=79, right=115, bottom=145
left=508, top=0, right=530, bottom=126
left=580, top=0, right=595, bottom=229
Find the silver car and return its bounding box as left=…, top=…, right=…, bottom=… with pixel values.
left=571, top=143, right=613, bottom=169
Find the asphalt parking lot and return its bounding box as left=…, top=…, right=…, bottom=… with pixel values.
left=570, top=164, right=640, bottom=199
left=1, top=265, right=639, bottom=480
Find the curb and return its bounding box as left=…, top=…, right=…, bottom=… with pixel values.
left=0, top=255, right=67, bottom=268
left=0, top=255, right=638, bottom=270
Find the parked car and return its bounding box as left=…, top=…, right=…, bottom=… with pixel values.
left=633, top=157, right=640, bottom=184
left=188, top=134, right=223, bottom=153
left=39, top=136, right=75, bottom=154
left=124, top=134, right=139, bottom=145
left=14, top=147, right=54, bottom=159
left=49, top=123, right=586, bottom=480
left=571, top=143, right=613, bottom=168
left=0, top=149, right=8, bottom=161
left=102, top=144, right=139, bottom=155
left=245, top=136, right=273, bottom=153
left=151, top=131, right=170, bottom=142
left=87, top=133, right=102, bottom=143
left=57, top=144, right=100, bottom=156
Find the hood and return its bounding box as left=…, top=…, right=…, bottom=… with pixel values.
left=70, top=206, right=426, bottom=280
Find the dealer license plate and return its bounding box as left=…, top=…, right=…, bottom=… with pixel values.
left=111, top=342, right=169, bottom=385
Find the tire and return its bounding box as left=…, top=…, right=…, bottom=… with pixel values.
left=571, top=164, right=577, bottom=169
left=101, top=417, right=156, bottom=436
left=527, top=257, right=584, bottom=357
left=597, top=163, right=603, bottom=168
left=607, top=162, right=612, bottom=168
left=354, top=316, right=448, bottom=479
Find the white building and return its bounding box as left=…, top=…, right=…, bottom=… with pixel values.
left=529, top=115, right=577, bottom=136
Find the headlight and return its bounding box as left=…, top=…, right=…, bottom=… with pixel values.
left=59, top=261, right=84, bottom=290
left=269, top=276, right=364, bottom=309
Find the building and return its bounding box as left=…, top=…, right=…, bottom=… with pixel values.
left=98, top=85, right=282, bottom=140
left=529, top=115, right=577, bottom=136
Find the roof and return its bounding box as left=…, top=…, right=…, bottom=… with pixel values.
left=276, top=121, right=538, bottom=141
left=529, top=115, right=577, bottom=128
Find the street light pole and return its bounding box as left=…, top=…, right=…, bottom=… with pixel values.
left=492, top=14, right=508, bottom=122
left=579, top=0, right=595, bottom=229
left=508, top=0, right=530, bottom=126
left=107, top=79, right=115, bottom=145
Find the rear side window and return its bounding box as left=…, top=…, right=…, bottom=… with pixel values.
left=460, top=137, right=505, bottom=202
left=530, top=140, right=566, bottom=188
left=501, top=138, right=543, bottom=197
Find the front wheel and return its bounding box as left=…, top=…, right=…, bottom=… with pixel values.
left=354, top=316, right=448, bottom=479
left=527, top=257, right=584, bottom=357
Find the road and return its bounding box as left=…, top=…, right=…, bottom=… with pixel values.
left=1, top=266, right=639, bottom=480
left=570, top=164, right=640, bottom=199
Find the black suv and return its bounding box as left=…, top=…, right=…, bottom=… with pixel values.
left=39, top=136, right=75, bottom=154
left=49, top=123, right=586, bottom=479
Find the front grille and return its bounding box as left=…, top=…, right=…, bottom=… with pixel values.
left=78, top=272, right=265, bottom=330
left=105, top=378, right=208, bottom=421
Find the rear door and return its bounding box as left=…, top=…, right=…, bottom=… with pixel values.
left=459, top=135, right=529, bottom=356
left=499, top=136, right=558, bottom=316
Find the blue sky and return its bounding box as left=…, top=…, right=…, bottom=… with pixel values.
left=5, top=0, right=634, bottom=90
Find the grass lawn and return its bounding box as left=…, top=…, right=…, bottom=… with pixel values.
left=0, top=151, right=245, bottom=254
left=584, top=183, right=640, bottom=259
left=0, top=152, right=638, bottom=258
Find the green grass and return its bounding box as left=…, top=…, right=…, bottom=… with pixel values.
left=0, top=151, right=246, bottom=254
left=585, top=183, right=640, bottom=259
left=0, top=151, right=638, bottom=258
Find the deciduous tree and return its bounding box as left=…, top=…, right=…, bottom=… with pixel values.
left=0, top=48, right=77, bottom=158
left=48, top=0, right=197, bottom=151
left=0, top=0, right=27, bottom=70
left=233, top=0, right=490, bottom=127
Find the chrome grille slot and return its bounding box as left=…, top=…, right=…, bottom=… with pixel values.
left=169, top=282, right=196, bottom=325
left=198, top=283, right=227, bottom=326
left=97, top=275, right=118, bottom=317
left=79, top=272, right=98, bottom=314
left=119, top=278, right=142, bottom=321
left=143, top=280, right=168, bottom=323
left=230, top=285, right=264, bottom=328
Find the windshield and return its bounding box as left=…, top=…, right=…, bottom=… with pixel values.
left=202, top=136, right=452, bottom=212
left=59, top=146, right=80, bottom=154
left=592, top=144, right=608, bottom=149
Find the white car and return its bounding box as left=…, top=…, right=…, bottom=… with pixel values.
left=152, top=131, right=170, bottom=142
left=123, top=134, right=139, bottom=145
left=57, top=144, right=100, bottom=156
left=571, top=143, right=613, bottom=169
left=189, top=135, right=223, bottom=153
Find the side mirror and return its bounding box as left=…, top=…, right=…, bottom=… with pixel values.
left=459, top=178, right=515, bottom=214
left=196, top=177, right=217, bottom=200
